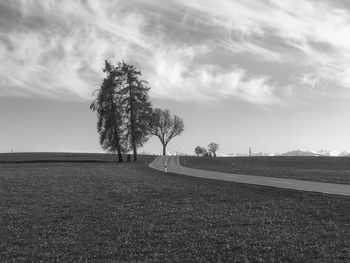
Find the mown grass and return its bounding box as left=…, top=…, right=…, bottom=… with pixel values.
left=1, top=154, right=350, bottom=262
left=180, top=156, right=350, bottom=184
left=0, top=152, right=150, bottom=163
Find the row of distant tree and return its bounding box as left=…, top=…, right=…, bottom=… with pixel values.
left=90, top=60, right=184, bottom=162
left=195, top=143, right=219, bottom=157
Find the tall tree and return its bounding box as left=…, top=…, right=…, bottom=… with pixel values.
left=148, top=108, right=184, bottom=155
left=119, top=62, right=152, bottom=161
left=208, top=142, right=219, bottom=157
left=90, top=60, right=125, bottom=162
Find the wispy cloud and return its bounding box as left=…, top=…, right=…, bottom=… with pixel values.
left=180, top=0, right=350, bottom=94
left=1, top=0, right=350, bottom=106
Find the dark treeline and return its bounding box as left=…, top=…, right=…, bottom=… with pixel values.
left=90, top=60, right=184, bottom=162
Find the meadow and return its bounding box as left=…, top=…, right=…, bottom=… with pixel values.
left=1, top=153, right=349, bottom=262
left=0, top=152, right=133, bottom=163
left=180, top=156, right=350, bottom=184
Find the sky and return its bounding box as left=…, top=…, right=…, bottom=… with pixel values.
left=1, top=0, right=350, bottom=155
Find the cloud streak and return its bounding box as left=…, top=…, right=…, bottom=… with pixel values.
left=180, top=0, right=350, bottom=92
left=1, top=0, right=350, bottom=106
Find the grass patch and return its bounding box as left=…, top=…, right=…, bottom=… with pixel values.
left=180, top=156, right=350, bottom=184
left=1, top=155, right=350, bottom=262
left=0, top=152, right=154, bottom=163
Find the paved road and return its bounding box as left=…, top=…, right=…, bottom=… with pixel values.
left=149, top=156, right=350, bottom=197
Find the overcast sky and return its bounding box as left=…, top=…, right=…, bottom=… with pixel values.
left=1, top=0, right=350, bottom=154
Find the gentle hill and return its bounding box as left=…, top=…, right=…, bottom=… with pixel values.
left=280, top=150, right=321, bottom=156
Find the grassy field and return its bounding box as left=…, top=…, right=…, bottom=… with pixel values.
left=0, top=152, right=141, bottom=163
left=180, top=156, right=350, bottom=184
left=1, top=154, right=350, bottom=262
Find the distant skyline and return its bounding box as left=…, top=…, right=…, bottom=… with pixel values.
left=2, top=0, right=350, bottom=155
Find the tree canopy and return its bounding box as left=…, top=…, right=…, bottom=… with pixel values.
left=148, top=108, right=184, bottom=155
left=208, top=142, right=219, bottom=157
left=90, top=60, right=153, bottom=161
left=119, top=62, right=152, bottom=161
left=195, top=146, right=203, bottom=156
left=90, top=61, right=125, bottom=162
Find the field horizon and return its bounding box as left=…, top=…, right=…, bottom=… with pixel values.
left=3, top=152, right=350, bottom=185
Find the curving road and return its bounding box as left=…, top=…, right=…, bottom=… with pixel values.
left=149, top=156, right=350, bottom=197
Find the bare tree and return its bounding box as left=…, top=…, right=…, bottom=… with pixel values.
left=148, top=108, right=184, bottom=155
left=208, top=142, right=219, bottom=157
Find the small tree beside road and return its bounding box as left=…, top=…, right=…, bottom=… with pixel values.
left=195, top=146, right=203, bottom=156
left=208, top=142, right=219, bottom=157
left=148, top=108, right=184, bottom=155
left=195, top=146, right=209, bottom=156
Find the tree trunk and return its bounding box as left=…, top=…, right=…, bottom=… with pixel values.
left=108, top=85, right=123, bottom=162
left=129, top=81, right=137, bottom=162
left=133, top=144, right=137, bottom=162
left=117, top=150, right=123, bottom=162
left=162, top=144, right=166, bottom=156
